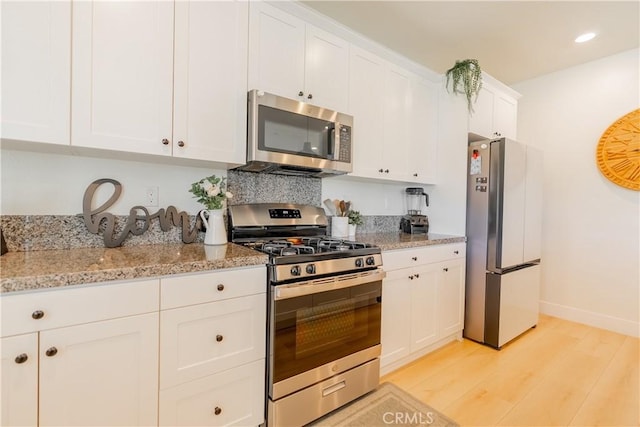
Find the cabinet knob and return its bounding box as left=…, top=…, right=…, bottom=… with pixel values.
left=378, top=168, right=384, bottom=173
left=216, top=334, right=223, bottom=342
left=15, top=353, right=28, bottom=364
left=415, top=273, right=420, bottom=279
left=298, top=91, right=304, bottom=97
left=307, top=93, right=313, bottom=100
left=454, top=250, right=459, bottom=254
left=213, top=407, right=222, bottom=416
left=443, top=267, right=449, bottom=272
left=162, top=138, right=170, bottom=145
left=45, top=347, right=58, bottom=357
left=384, top=169, right=389, bottom=173
left=411, top=257, right=417, bottom=261
left=413, top=173, right=418, bottom=177
left=177, top=140, right=185, bottom=147
left=409, top=275, right=414, bottom=280
left=31, top=310, right=44, bottom=320
left=217, top=284, right=224, bottom=292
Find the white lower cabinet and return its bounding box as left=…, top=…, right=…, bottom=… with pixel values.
left=159, top=266, right=267, bottom=427
left=39, top=313, right=159, bottom=427
left=1, top=334, right=38, bottom=427
left=0, top=279, right=160, bottom=427
left=381, top=243, right=466, bottom=374
left=159, top=360, right=265, bottom=427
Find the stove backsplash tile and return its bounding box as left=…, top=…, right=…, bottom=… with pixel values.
left=227, top=170, right=321, bottom=206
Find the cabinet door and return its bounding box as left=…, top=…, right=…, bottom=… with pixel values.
left=410, top=264, right=438, bottom=352
left=437, top=259, right=465, bottom=338
left=468, top=85, right=494, bottom=139
left=1, top=1, right=70, bottom=145
left=380, top=269, right=412, bottom=367
left=348, top=46, right=386, bottom=179
left=72, top=1, right=174, bottom=155
left=248, top=2, right=305, bottom=100
left=408, top=75, right=438, bottom=184
left=304, top=25, right=349, bottom=112
left=493, top=92, right=518, bottom=140
left=173, top=1, right=248, bottom=165
left=382, top=64, right=411, bottom=181
left=39, top=313, right=159, bottom=427
left=159, top=294, right=266, bottom=389
left=1, top=334, right=38, bottom=427
left=159, top=359, right=264, bottom=427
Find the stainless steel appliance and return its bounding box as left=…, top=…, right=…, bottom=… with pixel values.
left=228, top=204, right=384, bottom=427
left=465, top=138, right=543, bottom=349
left=235, top=90, right=353, bottom=177
left=400, top=187, right=429, bottom=234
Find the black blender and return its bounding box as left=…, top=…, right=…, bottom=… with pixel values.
left=400, top=187, right=429, bottom=234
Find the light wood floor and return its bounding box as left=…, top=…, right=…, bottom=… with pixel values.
left=381, top=315, right=639, bottom=426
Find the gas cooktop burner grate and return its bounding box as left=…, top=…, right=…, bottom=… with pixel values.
left=246, top=237, right=375, bottom=256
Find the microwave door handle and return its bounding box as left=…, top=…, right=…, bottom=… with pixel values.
left=327, top=123, right=336, bottom=159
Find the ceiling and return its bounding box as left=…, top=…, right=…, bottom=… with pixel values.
left=301, top=1, right=640, bottom=84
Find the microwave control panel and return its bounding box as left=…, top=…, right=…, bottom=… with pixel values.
left=337, top=125, right=351, bottom=162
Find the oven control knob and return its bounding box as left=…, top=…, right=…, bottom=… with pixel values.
left=306, top=264, right=316, bottom=274
left=366, top=256, right=376, bottom=266
left=290, top=265, right=301, bottom=276
left=355, top=258, right=364, bottom=268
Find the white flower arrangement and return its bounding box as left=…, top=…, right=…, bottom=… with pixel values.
left=189, top=175, right=233, bottom=210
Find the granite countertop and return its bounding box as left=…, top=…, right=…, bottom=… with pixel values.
left=357, top=232, right=466, bottom=251
left=0, top=243, right=268, bottom=294
left=0, top=232, right=465, bottom=294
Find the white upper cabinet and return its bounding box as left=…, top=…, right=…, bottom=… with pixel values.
left=72, top=1, right=174, bottom=155
left=348, top=45, right=438, bottom=184
left=172, top=1, right=248, bottom=164
left=248, top=2, right=349, bottom=112
left=468, top=75, right=520, bottom=140
left=1, top=1, right=71, bottom=145
left=72, top=0, right=248, bottom=165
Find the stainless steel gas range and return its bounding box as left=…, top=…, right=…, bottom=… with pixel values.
left=228, top=203, right=384, bottom=427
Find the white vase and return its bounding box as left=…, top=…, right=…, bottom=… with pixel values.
left=199, top=209, right=227, bottom=246
left=348, top=224, right=357, bottom=237
left=331, top=217, right=349, bottom=238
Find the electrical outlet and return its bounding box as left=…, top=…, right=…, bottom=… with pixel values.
left=145, top=186, right=158, bottom=207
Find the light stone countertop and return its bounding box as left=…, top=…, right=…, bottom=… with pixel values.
left=0, top=232, right=465, bottom=294
left=0, top=243, right=268, bottom=294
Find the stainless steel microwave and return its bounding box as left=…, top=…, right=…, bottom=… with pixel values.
left=236, top=90, right=353, bottom=177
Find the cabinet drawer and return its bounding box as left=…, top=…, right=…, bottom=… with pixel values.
left=383, top=243, right=465, bottom=271
left=1, top=279, right=159, bottom=337
left=160, top=293, right=266, bottom=389
left=161, top=266, right=265, bottom=310
left=159, top=359, right=265, bottom=427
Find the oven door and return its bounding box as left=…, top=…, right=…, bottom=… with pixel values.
left=268, top=269, right=384, bottom=400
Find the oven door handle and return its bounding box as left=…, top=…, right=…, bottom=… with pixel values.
left=274, top=269, right=386, bottom=300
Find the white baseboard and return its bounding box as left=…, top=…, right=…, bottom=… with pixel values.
left=539, top=300, right=640, bottom=338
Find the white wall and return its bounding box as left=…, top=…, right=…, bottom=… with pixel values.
left=0, top=149, right=225, bottom=215
left=513, top=49, right=640, bottom=336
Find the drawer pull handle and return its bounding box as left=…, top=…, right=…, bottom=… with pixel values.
left=322, top=380, right=346, bottom=397
left=217, top=284, right=224, bottom=291
left=45, top=347, right=58, bottom=357
left=443, top=268, right=449, bottom=272
left=31, top=310, right=44, bottom=320
left=216, top=335, right=223, bottom=342
left=15, top=353, right=28, bottom=364
left=411, top=257, right=418, bottom=261
left=213, top=406, right=222, bottom=416
left=454, top=250, right=459, bottom=254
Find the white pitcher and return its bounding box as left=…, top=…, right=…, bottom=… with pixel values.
left=199, top=209, right=227, bottom=246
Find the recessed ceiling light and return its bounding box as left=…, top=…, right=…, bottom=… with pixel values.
left=575, top=32, right=596, bottom=43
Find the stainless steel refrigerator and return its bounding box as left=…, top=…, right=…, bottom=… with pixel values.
left=464, top=137, right=543, bottom=349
